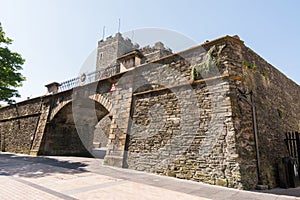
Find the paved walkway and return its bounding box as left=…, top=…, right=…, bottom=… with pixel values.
left=0, top=153, right=299, bottom=200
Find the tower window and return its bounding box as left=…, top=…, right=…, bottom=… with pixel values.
left=99, top=52, right=104, bottom=60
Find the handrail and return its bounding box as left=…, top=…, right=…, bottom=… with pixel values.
left=57, top=64, right=120, bottom=92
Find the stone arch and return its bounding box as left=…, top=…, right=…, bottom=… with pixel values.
left=88, top=94, right=113, bottom=154
left=40, top=94, right=113, bottom=157
left=88, top=94, right=112, bottom=114
left=50, top=99, right=72, bottom=121
left=49, top=93, right=112, bottom=121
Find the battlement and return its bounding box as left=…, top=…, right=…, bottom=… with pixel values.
left=96, top=33, right=139, bottom=70
left=96, top=33, right=172, bottom=71
left=139, top=41, right=172, bottom=63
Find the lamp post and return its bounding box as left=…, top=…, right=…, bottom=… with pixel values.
left=238, top=89, right=266, bottom=189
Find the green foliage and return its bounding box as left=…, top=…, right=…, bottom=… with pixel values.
left=261, top=71, right=268, bottom=77
left=190, top=45, right=225, bottom=81
left=191, top=58, right=215, bottom=81
left=277, top=108, right=283, bottom=119
left=0, top=23, right=25, bottom=104
left=242, top=61, right=257, bottom=70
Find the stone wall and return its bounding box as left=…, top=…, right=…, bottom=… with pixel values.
left=0, top=97, right=42, bottom=154
left=124, top=43, right=242, bottom=189
left=118, top=36, right=300, bottom=190
left=1, top=35, right=299, bottom=191
left=0, top=80, right=114, bottom=157
left=223, top=40, right=300, bottom=189
left=103, top=72, right=133, bottom=167
left=93, top=115, right=111, bottom=148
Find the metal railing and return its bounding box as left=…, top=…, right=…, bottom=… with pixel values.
left=58, top=77, right=80, bottom=92
left=58, top=64, right=120, bottom=92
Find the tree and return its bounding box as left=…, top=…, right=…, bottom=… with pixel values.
left=0, top=23, right=25, bottom=104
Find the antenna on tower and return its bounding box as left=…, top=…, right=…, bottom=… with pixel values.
left=118, top=18, right=121, bottom=33
left=102, top=26, right=106, bottom=40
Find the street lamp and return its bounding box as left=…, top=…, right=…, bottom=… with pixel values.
left=237, top=89, right=267, bottom=189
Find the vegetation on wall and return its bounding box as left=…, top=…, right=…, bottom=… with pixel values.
left=190, top=44, right=226, bottom=81
left=242, top=61, right=257, bottom=71
left=277, top=108, right=283, bottom=119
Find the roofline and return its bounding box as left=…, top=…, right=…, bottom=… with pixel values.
left=143, top=35, right=244, bottom=65
left=1, top=35, right=244, bottom=109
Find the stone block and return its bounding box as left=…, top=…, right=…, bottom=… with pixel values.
left=108, top=134, right=115, bottom=139
left=216, top=179, right=228, bottom=187
left=103, top=155, right=124, bottom=168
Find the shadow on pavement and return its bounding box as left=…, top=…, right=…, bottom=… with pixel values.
left=0, top=153, right=88, bottom=178
left=256, top=187, right=300, bottom=197
left=2, top=152, right=300, bottom=199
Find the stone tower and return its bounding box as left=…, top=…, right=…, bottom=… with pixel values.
left=96, top=33, right=139, bottom=71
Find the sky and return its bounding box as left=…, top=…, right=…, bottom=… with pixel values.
left=0, top=0, right=299, bottom=102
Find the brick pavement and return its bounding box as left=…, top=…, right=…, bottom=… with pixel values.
left=0, top=152, right=299, bottom=200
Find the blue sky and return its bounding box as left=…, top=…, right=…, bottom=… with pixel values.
left=0, top=0, right=299, bottom=101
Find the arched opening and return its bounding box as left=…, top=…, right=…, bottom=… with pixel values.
left=39, top=99, right=111, bottom=157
